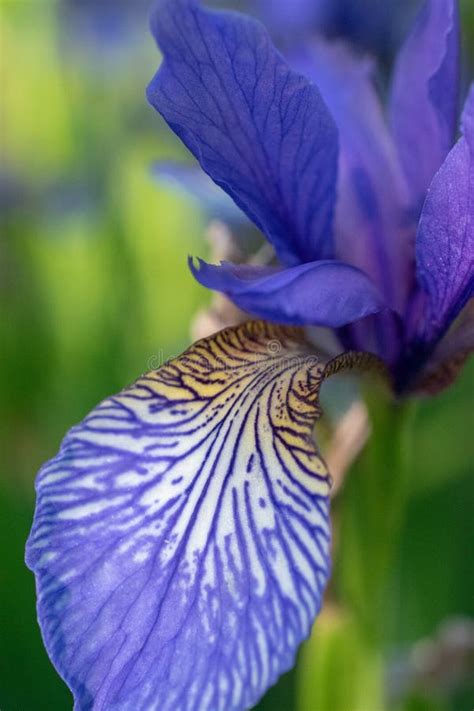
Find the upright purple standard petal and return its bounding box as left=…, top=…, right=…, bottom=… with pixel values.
left=316, top=0, right=415, bottom=62
left=292, top=41, right=411, bottom=312
left=260, top=0, right=414, bottom=62
left=415, top=85, right=474, bottom=345
left=258, top=0, right=322, bottom=37
left=390, top=0, right=460, bottom=207
left=27, top=322, right=332, bottom=711
left=191, top=258, right=387, bottom=328
left=147, top=0, right=338, bottom=266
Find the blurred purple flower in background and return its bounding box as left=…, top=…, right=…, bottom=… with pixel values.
left=61, top=0, right=150, bottom=51
left=25, top=1, right=472, bottom=710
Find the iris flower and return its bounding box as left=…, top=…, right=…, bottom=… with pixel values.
left=27, top=0, right=472, bottom=710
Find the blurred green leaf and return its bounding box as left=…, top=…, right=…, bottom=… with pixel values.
left=398, top=693, right=449, bottom=711
left=0, top=489, right=71, bottom=710
left=297, top=610, right=384, bottom=711
left=409, top=360, right=474, bottom=498
left=389, top=469, right=474, bottom=646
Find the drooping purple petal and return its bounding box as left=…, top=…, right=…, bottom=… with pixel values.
left=190, top=258, right=387, bottom=327
left=291, top=40, right=412, bottom=312
left=147, top=0, right=338, bottom=266
left=390, top=0, right=460, bottom=207
left=415, top=85, right=474, bottom=345
left=26, top=321, right=332, bottom=711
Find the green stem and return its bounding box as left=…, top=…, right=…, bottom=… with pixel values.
left=296, top=386, right=418, bottom=711
left=335, top=387, right=418, bottom=648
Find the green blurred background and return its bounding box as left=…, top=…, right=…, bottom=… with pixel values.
left=0, top=1, right=473, bottom=709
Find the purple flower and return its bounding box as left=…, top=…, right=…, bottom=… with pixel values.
left=148, top=0, right=472, bottom=393
left=257, top=0, right=416, bottom=64
left=26, top=1, right=473, bottom=710
left=151, top=0, right=415, bottom=224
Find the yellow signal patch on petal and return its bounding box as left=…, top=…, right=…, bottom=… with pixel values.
left=122, top=321, right=331, bottom=493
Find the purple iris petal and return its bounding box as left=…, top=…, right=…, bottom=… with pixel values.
left=146, top=0, right=338, bottom=266
left=190, top=258, right=387, bottom=327
left=340, top=310, right=403, bottom=366
left=26, top=322, right=331, bottom=711
left=291, top=40, right=412, bottom=312
left=258, top=0, right=322, bottom=37
left=317, top=0, right=415, bottom=62
left=390, top=0, right=460, bottom=207
left=415, top=85, right=474, bottom=345
left=462, top=83, right=474, bottom=144
left=259, top=0, right=414, bottom=63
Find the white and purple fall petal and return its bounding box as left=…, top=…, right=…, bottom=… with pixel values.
left=27, top=321, right=335, bottom=711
